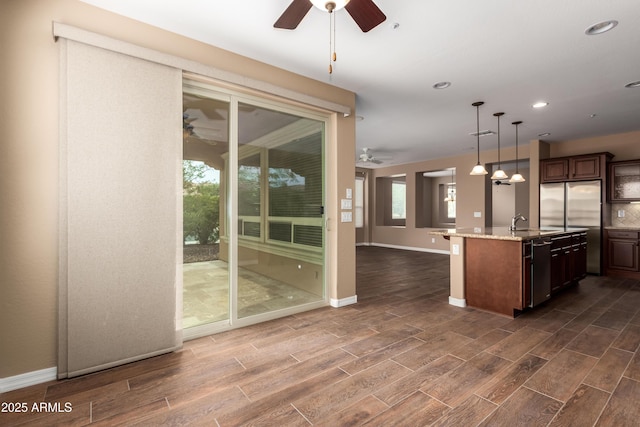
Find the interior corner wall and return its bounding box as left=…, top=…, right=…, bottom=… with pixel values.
left=0, top=0, right=356, bottom=381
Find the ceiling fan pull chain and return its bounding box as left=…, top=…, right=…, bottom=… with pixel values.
left=332, top=10, right=337, bottom=62
left=328, top=11, right=333, bottom=73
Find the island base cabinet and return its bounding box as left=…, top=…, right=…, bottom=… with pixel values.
left=465, top=239, right=525, bottom=317
left=464, top=232, right=587, bottom=317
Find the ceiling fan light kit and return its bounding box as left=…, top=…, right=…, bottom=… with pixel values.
left=274, top=0, right=386, bottom=74
left=470, top=101, right=488, bottom=175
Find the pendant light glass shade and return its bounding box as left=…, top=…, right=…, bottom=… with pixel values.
left=491, top=112, right=508, bottom=180
left=509, top=120, right=526, bottom=183
left=470, top=102, right=488, bottom=175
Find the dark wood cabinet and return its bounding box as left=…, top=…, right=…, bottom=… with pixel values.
left=550, top=232, right=586, bottom=293
left=606, top=230, right=639, bottom=271
left=540, top=152, right=613, bottom=183
left=609, top=160, right=640, bottom=202
left=522, top=242, right=532, bottom=309
left=464, top=231, right=586, bottom=317
left=541, top=159, right=569, bottom=182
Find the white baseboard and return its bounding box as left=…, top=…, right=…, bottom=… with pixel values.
left=0, top=367, right=57, bottom=393
left=330, top=295, right=357, bottom=307
left=369, top=242, right=450, bottom=255
left=448, top=296, right=467, bottom=308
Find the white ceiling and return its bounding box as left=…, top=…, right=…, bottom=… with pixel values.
left=80, top=0, right=640, bottom=167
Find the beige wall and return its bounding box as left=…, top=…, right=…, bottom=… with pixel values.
left=361, top=131, right=639, bottom=252
left=0, top=0, right=355, bottom=379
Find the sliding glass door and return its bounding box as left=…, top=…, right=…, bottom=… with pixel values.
left=182, top=90, right=230, bottom=329
left=183, top=78, right=326, bottom=334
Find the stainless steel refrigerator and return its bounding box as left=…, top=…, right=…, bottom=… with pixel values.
left=540, top=180, right=602, bottom=274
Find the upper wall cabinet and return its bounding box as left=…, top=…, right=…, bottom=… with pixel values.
left=540, top=152, right=613, bottom=183
left=609, top=160, right=640, bottom=202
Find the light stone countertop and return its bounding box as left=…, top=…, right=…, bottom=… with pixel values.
left=604, top=226, right=640, bottom=231
left=429, top=227, right=588, bottom=241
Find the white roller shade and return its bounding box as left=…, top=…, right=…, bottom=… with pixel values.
left=58, top=39, right=182, bottom=378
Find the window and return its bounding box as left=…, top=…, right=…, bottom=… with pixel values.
left=392, top=180, right=406, bottom=220
left=355, top=176, right=364, bottom=228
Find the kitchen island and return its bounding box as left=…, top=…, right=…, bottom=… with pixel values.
left=431, top=227, right=588, bottom=317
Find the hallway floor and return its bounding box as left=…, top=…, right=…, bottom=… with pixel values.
left=2, top=247, right=639, bottom=426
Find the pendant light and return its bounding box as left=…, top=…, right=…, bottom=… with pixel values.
left=444, top=169, right=456, bottom=202
left=490, top=112, right=508, bottom=180
left=470, top=101, right=488, bottom=175
left=509, top=120, right=526, bottom=183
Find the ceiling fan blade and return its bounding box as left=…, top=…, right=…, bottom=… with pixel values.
left=345, top=0, right=386, bottom=32
left=274, top=0, right=313, bottom=30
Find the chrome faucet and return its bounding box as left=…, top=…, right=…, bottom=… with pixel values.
left=509, top=213, right=528, bottom=231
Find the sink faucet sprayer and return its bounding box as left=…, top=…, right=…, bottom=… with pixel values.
left=509, top=213, right=528, bottom=231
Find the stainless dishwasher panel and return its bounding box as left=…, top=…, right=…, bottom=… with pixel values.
left=531, top=238, right=552, bottom=306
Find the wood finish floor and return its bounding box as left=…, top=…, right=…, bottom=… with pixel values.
left=2, top=246, right=640, bottom=426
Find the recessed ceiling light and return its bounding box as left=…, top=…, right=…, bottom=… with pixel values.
left=625, top=80, right=640, bottom=88
left=585, top=20, right=618, bottom=35
left=590, top=113, right=597, bottom=118
left=532, top=101, right=549, bottom=109
left=538, top=132, right=551, bottom=137
left=432, top=81, right=451, bottom=89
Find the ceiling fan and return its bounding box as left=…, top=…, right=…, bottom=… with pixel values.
left=274, top=0, right=386, bottom=32
left=357, top=147, right=384, bottom=164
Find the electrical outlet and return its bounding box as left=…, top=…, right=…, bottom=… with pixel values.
left=618, top=209, right=625, bottom=218
left=452, top=244, right=460, bottom=255
left=474, top=211, right=482, bottom=218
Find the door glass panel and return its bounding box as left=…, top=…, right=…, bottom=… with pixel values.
left=182, top=91, right=230, bottom=328
left=237, top=102, right=325, bottom=318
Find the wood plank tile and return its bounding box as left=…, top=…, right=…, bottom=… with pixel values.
left=477, top=354, right=547, bottom=404
left=449, top=329, right=512, bottom=361
left=239, top=348, right=355, bottom=401
left=485, top=327, right=551, bottom=361
left=292, top=360, right=411, bottom=423
left=596, top=377, right=640, bottom=426
left=392, top=331, right=472, bottom=371
left=583, top=347, right=634, bottom=392
left=624, top=351, right=640, bottom=381
left=422, top=352, right=511, bottom=406
left=431, top=394, right=497, bottom=427
left=44, top=350, right=196, bottom=401
left=525, top=349, right=598, bottom=402
left=364, top=391, right=448, bottom=426
left=528, top=309, right=577, bottom=333
left=565, top=325, right=621, bottom=358
left=313, top=395, right=388, bottom=427
left=340, top=323, right=422, bottom=358
left=339, top=337, right=423, bottom=375
left=563, top=308, right=606, bottom=333
left=217, top=368, right=348, bottom=426
left=90, top=399, right=170, bottom=427
left=612, top=323, right=640, bottom=352
left=593, top=308, right=632, bottom=331
left=549, top=384, right=610, bottom=427
left=529, top=328, right=579, bottom=360
left=132, top=386, right=248, bottom=427
left=374, top=354, right=464, bottom=406
left=478, top=387, right=562, bottom=427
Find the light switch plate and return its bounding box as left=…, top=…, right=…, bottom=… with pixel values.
left=346, top=188, right=352, bottom=199
left=474, top=211, right=482, bottom=218
left=341, top=212, right=352, bottom=222
left=341, top=199, right=353, bottom=209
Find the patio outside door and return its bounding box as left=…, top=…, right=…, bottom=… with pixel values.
left=182, top=79, right=326, bottom=335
